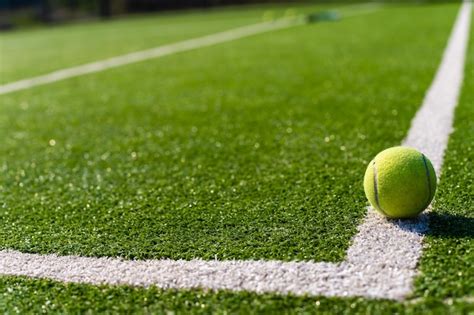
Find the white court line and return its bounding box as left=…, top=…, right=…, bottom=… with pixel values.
left=0, top=2, right=471, bottom=300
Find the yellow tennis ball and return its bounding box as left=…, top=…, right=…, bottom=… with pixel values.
left=364, top=146, right=437, bottom=219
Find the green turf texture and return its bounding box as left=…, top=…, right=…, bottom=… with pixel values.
left=364, top=146, right=436, bottom=219
left=0, top=277, right=472, bottom=314
left=1, top=2, right=473, bottom=313
left=0, top=3, right=457, bottom=262
left=1, top=5, right=473, bottom=311
left=0, top=4, right=458, bottom=262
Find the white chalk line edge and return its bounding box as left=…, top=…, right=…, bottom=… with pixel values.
left=0, top=2, right=471, bottom=301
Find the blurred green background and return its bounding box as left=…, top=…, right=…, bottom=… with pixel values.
left=0, top=0, right=458, bottom=30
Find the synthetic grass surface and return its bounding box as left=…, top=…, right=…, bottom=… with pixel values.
left=1, top=6, right=472, bottom=312
left=0, top=2, right=472, bottom=314
left=0, top=277, right=472, bottom=314
left=0, top=4, right=458, bottom=262
left=0, top=2, right=342, bottom=84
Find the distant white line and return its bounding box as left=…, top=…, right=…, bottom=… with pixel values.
left=0, top=2, right=471, bottom=300
left=0, top=18, right=303, bottom=96
left=0, top=6, right=384, bottom=96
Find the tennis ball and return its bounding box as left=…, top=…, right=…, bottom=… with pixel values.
left=364, top=146, right=437, bottom=219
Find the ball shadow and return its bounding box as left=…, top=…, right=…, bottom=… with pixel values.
left=385, top=211, right=473, bottom=239
left=424, top=212, right=474, bottom=239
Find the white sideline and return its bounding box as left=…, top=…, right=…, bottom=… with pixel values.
left=0, top=2, right=471, bottom=300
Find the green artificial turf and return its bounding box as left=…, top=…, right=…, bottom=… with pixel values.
left=1, top=2, right=473, bottom=314
left=0, top=277, right=473, bottom=314
left=0, top=3, right=458, bottom=262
